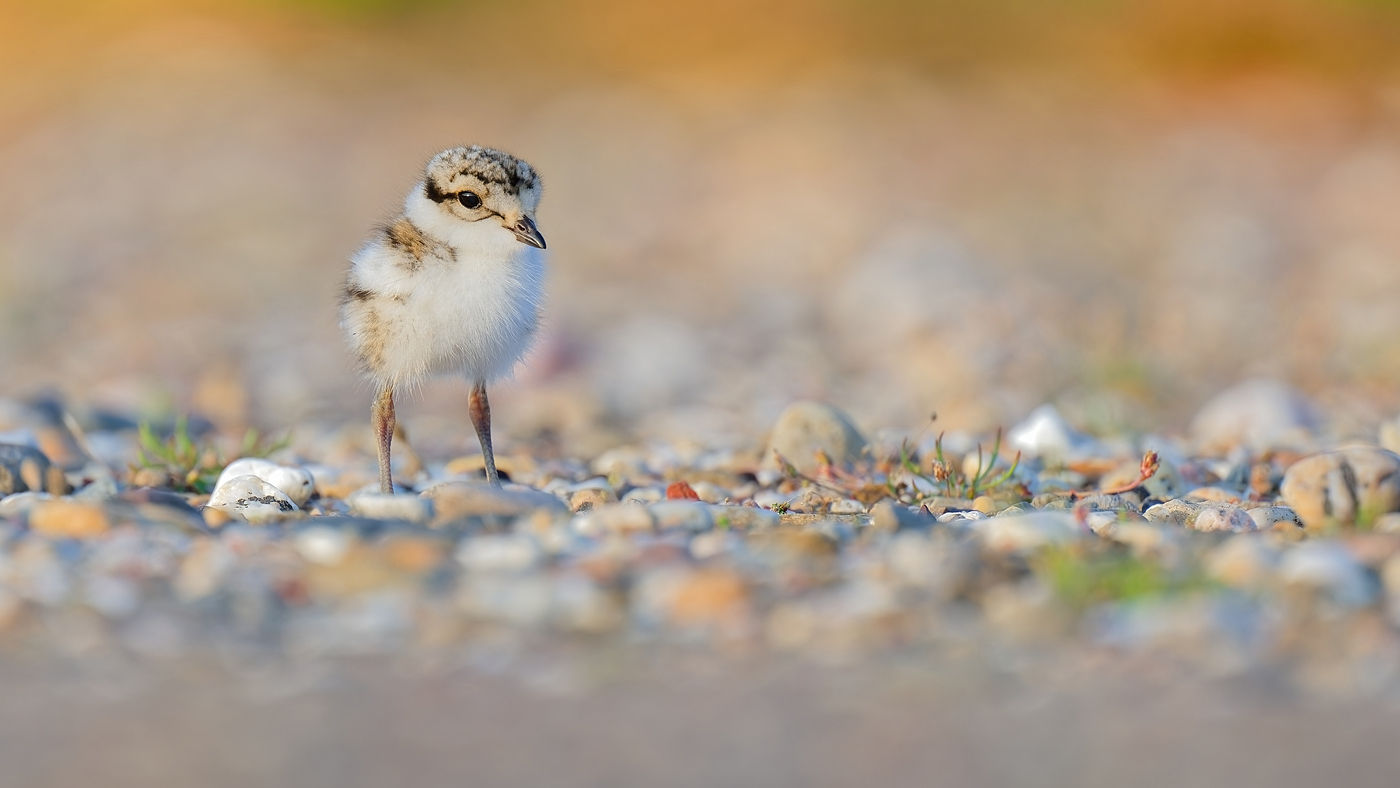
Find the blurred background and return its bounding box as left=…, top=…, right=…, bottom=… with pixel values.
left=3, top=0, right=1400, bottom=457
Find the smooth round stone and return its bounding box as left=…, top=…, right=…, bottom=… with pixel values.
left=1280, top=446, right=1400, bottom=531
left=216, top=458, right=314, bottom=507
left=1189, top=505, right=1256, bottom=533
left=647, top=501, right=714, bottom=533
left=347, top=493, right=432, bottom=523
left=206, top=475, right=299, bottom=525
left=762, top=401, right=867, bottom=475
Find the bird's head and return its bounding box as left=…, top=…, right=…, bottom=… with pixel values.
left=416, top=145, right=545, bottom=249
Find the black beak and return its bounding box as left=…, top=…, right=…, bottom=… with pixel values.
left=512, top=216, right=546, bottom=249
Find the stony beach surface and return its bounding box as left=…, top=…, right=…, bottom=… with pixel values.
left=6, top=382, right=1400, bottom=784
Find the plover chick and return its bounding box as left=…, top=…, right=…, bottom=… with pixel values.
left=340, top=145, right=546, bottom=492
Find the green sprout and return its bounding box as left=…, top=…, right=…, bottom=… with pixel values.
left=890, top=428, right=1022, bottom=503
left=133, top=417, right=292, bottom=493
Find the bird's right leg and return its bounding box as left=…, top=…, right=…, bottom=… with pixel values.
left=372, top=385, right=396, bottom=494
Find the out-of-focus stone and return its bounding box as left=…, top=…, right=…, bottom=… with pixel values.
left=573, top=503, right=655, bottom=537
left=1190, top=379, right=1319, bottom=455
left=1248, top=506, right=1304, bottom=532
left=29, top=500, right=110, bottom=539
left=0, top=443, right=69, bottom=495
left=1205, top=534, right=1280, bottom=589
left=1007, top=405, right=1095, bottom=460
left=1378, top=416, right=1400, bottom=455
left=1278, top=542, right=1376, bottom=607
left=569, top=487, right=615, bottom=512
left=1375, top=513, right=1400, bottom=534
left=215, top=458, right=315, bottom=507
left=129, top=466, right=173, bottom=489
left=421, top=481, right=567, bottom=526
left=1189, top=505, right=1256, bottom=533
left=378, top=533, right=448, bottom=572
left=869, top=501, right=934, bottom=532
left=709, top=505, right=779, bottom=531
left=648, top=501, right=713, bottom=533
left=206, top=475, right=299, bottom=525
left=667, top=568, right=749, bottom=628
left=348, top=493, right=432, bottom=523
left=973, top=512, right=1081, bottom=554
left=1144, top=499, right=1203, bottom=526
left=763, top=401, right=867, bottom=475
left=0, top=491, right=52, bottom=520
left=296, top=526, right=355, bottom=566
left=1100, top=456, right=1182, bottom=498
left=1185, top=487, right=1243, bottom=503
left=1281, top=446, right=1400, bottom=532
left=455, top=534, right=542, bottom=573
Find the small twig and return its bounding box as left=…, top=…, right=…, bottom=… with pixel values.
left=1070, top=450, right=1160, bottom=500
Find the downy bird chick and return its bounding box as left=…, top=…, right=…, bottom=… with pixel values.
left=340, top=145, right=546, bottom=492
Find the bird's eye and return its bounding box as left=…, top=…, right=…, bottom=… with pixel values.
left=457, top=191, right=482, bottom=209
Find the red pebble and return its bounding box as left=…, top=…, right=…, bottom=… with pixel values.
left=666, top=481, right=701, bottom=500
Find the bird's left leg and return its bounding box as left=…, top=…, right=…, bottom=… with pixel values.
left=469, top=381, right=500, bottom=487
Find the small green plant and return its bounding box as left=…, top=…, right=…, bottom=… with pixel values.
left=134, top=416, right=221, bottom=493
left=890, top=428, right=1022, bottom=503
left=134, top=417, right=292, bottom=493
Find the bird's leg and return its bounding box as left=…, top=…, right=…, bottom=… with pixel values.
left=468, top=381, right=499, bottom=487
left=372, top=386, right=396, bottom=494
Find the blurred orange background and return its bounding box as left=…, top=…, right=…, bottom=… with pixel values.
left=3, top=0, right=1400, bottom=452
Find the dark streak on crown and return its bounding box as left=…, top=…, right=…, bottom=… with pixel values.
left=424, top=145, right=540, bottom=200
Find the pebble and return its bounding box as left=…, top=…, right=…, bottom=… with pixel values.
left=1280, top=446, right=1400, bottom=531
left=1381, top=416, right=1400, bottom=455
left=1007, top=404, right=1095, bottom=460
left=869, top=501, right=934, bottom=532
left=0, top=491, right=53, bottom=519
left=205, top=475, right=299, bottom=525
left=215, top=458, right=315, bottom=506
left=28, top=500, right=110, bottom=539
left=1190, top=379, right=1319, bottom=454
left=972, top=512, right=1081, bottom=554
left=1189, top=505, right=1257, bottom=533
left=420, top=481, right=568, bottom=526
left=569, top=487, right=615, bottom=512
left=647, top=501, right=714, bottom=533
left=708, top=505, right=779, bottom=531
left=1144, top=499, right=1202, bottom=526
left=763, top=401, right=867, bottom=475
left=1247, top=506, right=1304, bottom=531
left=1205, top=535, right=1281, bottom=589
left=0, top=443, right=69, bottom=496
left=295, top=526, right=355, bottom=566
left=455, top=534, right=543, bottom=573
left=348, top=493, right=432, bottom=523
left=1278, top=542, right=1377, bottom=607
left=573, top=503, right=656, bottom=537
